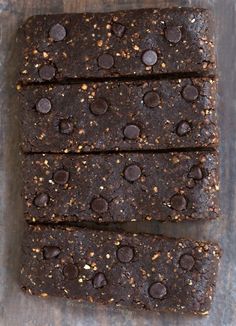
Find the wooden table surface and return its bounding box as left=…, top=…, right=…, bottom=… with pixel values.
left=0, top=0, right=235, bottom=325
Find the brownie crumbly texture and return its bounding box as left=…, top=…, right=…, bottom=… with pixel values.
left=17, top=8, right=216, bottom=84
left=19, top=78, right=218, bottom=153
left=23, top=151, right=219, bottom=223
left=21, top=225, right=221, bottom=314
left=19, top=7, right=221, bottom=314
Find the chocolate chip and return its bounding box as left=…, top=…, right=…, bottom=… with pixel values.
left=93, top=272, right=107, bottom=289
left=34, top=193, right=49, bottom=207
left=148, top=282, right=167, bottom=299
left=182, top=85, right=199, bottom=102
left=90, top=98, right=108, bottom=116
left=123, top=124, right=140, bottom=140
left=170, top=194, right=187, bottom=211
left=36, top=98, right=52, bottom=114
left=124, top=164, right=141, bottom=182
left=141, top=50, right=158, bottom=66
left=63, top=263, right=79, bottom=280
left=97, top=53, right=114, bottom=69
left=53, top=169, right=69, bottom=185
left=176, top=121, right=191, bottom=136
left=165, top=26, right=182, bottom=43
left=91, top=197, right=108, bottom=213
left=179, top=254, right=195, bottom=271
left=43, top=246, right=60, bottom=259
left=143, top=91, right=160, bottom=108
left=188, top=165, right=203, bottom=180
left=39, top=65, right=56, bottom=81
left=112, top=22, right=126, bottom=37
left=116, top=246, right=134, bottom=263
left=59, top=120, right=74, bottom=134
left=49, top=23, right=66, bottom=41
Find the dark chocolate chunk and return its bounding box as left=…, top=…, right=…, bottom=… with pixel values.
left=179, top=254, right=195, bottom=271
left=124, top=164, right=141, bottom=182
left=34, top=193, right=49, bottom=207
left=63, top=263, right=79, bottom=280
left=112, top=22, right=126, bottom=37
left=53, top=169, right=69, bottom=185
left=188, top=165, right=203, bottom=180
left=38, top=65, right=56, bottom=81
left=176, top=120, right=191, bottom=136
left=93, top=272, right=107, bottom=289
left=148, top=282, right=167, bottom=299
left=43, top=246, right=60, bottom=259
left=90, top=98, right=108, bottom=115
left=97, top=53, right=114, bottom=69
left=182, top=85, right=199, bottom=102
left=170, top=194, right=187, bottom=211
left=165, top=26, right=182, bottom=43
left=59, top=120, right=74, bottom=134
left=36, top=98, right=52, bottom=114
left=143, top=91, right=160, bottom=108
left=141, top=50, right=158, bottom=66
left=49, top=23, right=66, bottom=41
left=91, top=197, right=108, bottom=214
left=116, top=246, right=134, bottom=263
left=123, top=124, right=140, bottom=140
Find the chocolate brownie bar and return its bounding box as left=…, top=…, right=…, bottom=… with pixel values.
left=19, top=78, right=218, bottom=153
left=20, top=225, right=221, bottom=314
left=23, top=151, right=219, bottom=223
left=17, top=8, right=216, bottom=84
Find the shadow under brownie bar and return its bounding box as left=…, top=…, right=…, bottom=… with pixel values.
left=20, top=225, right=221, bottom=314
left=17, top=8, right=216, bottom=84
left=19, top=78, right=218, bottom=153
left=23, top=151, right=219, bottom=223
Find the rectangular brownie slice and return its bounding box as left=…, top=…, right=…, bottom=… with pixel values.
left=17, top=8, right=216, bottom=84
left=20, top=225, right=221, bottom=314
left=23, top=151, right=219, bottom=223
left=19, top=78, right=218, bottom=153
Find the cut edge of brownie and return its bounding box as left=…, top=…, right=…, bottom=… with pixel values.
left=22, top=151, right=220, bottom=224
left=16, top=7, right=216, bottom=84
left=18, top=76, right=219, bottom=154
left=20, top=224, right=222, bottom=314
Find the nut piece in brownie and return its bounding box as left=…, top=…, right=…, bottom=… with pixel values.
left=20, top=225, right=221, bottom=314
left=17, top=8, right=216, bottom=83
left=19, top=78, right=218, bottom=153
left=23, top=151, right=219, bottom=223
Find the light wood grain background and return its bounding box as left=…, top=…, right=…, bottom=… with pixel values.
left=0, top=0, right=235, bottom=325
